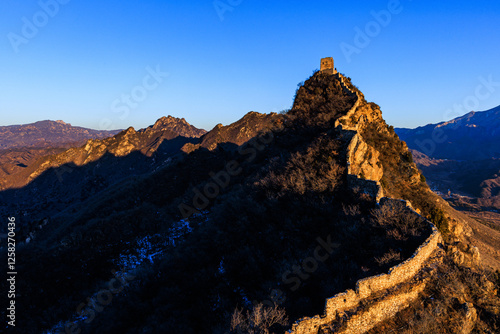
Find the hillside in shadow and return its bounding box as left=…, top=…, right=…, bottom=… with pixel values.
left=1, top=70, right=498, bottom=334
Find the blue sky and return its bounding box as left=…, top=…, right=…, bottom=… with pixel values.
left=0, top=0, right=499, bottom=131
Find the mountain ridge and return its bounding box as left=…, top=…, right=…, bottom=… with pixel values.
left=396, top=105, right=500, bottom=160
left=397, top=107, right=500, bottom=210
left=0, top=119, right=121, bottom=150
left=2, top=68, right=500, bottom=334
left=0, top=116, right=207, bottom=191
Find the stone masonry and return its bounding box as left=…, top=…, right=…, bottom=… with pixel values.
left=321, top=57, right=337, bottom=74
left=287, top=66, right=442, bottom=333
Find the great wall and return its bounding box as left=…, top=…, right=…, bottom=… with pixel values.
left=287, top=63, right=443, bottom=333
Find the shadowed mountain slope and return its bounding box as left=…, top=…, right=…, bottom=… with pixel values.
left=0, top=116, right=207, bottom=191
left=1, top=70, right=498, bottom=334
left=396, top=106, right=500, bottom=160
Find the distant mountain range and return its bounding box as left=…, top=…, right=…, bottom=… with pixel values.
left=396, top=106, right=500, bottom=160
left=0, top=116, right=207, bottom=189
left=0, top=120, right=121, bottom=190
left=0, top=120, right=121, bottom=150
left=396, top=106, right=500, bottom=210
left=0, top=116, right=209, bottom=221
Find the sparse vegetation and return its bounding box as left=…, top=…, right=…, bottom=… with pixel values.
left=371, top=200, right=429, bottom=240
left=2, top=70, right=493, bottom=334
left=374, top=249, right=402, bottom=266
left=367, top=259, right=500, bottom=334
left=361, top=120, right=451, bottom=234
left=231, top=303, right=289, bottom=334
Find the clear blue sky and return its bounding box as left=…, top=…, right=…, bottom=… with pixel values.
left=1, top=0, right=499, bottom=131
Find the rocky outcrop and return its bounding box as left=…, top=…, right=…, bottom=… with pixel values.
left=182, top=111, right=282, bottom=152
left=449, top=243, right=481, bottom=268
left=288, top=73, right=442, bottom=334
left=460, top=302, right=478, bottom=334
left=346, top=132, right=383, bottom=181
left=144, top=115, right=207, bottom=138
left=343, top=130, right=384, bottom=201
left=2, top=116, right=206, bottom=190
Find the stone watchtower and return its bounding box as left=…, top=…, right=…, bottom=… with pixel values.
left=320, top=57, right=337, bottom=74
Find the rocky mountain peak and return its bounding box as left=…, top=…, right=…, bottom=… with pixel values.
left=124, top=126, right=136, bottom=135
left=147, top=115, right=206, bottom=138
left=153, top=115, right=186, bottom=128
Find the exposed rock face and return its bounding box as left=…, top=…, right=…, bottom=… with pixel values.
left=182, top=111, right=282, bottom=152
left=145, top=115, right=207, bottom=138
left=461, top=302, right=478, bottom=334
left=346, top=132, right=383, bottom=181
left=449, top=243, right=481, bottom=268
left=0, top=116, right=206, bottom=190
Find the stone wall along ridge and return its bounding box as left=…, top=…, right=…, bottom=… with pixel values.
left=288, top=73, right=442, bottom=333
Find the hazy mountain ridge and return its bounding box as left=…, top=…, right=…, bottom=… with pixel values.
left=396, top=106, right=500, bottom=160
left=397, top=108, right=500, bottom=210
left=0, top=120, right=121, bottom=192
left=0, top=120, right=121, bottom=150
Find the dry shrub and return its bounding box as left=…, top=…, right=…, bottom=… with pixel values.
left=375, top=249, right=402, bottom=266
left=371, top=200, right=427, bottom=240
left=230, top=303, right=289, bottom=334
left=257, top=136, right=344, bottom=198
